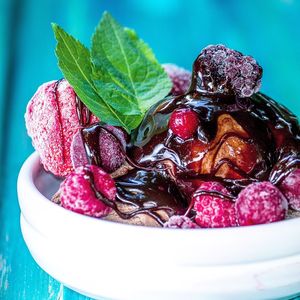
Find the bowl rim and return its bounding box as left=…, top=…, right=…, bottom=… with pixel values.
left=17, top=151, right=300, bottom=235
left=17, top=152, right=300, bottom=300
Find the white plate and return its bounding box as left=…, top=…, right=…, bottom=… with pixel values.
left=17, top=152, right=300, bottom=300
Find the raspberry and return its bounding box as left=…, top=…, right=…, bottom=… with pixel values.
left=280, top=169, right=300, bottom=211
left=71, top=125, right=126, bottom=173
left=163, top=63, right=191, bottom=95
left=163, top=215, right=199, bottom=229
left=169, top=108, right=199, bottom=139
left=236, top=181, right=288, bottom=226
left=193, top=44, right=262, bottom=97
left=193, top=181, right=237, bottom=228
left=60, top=165, right=116, bottom=217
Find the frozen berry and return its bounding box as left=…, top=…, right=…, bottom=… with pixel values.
left=192, top=44, right=262, bottom=97
left=280, top=169, right=300, bottom=211
left=71, top=125, right=126, bottom=173
left=25, top=79, right=98, bottom=177
left=169, top=108, right=199, bottom=139
left=60, top=165, right=116, bottom=217
left=193, top=181, right=237, bottom=228
left=163, top=63, right=191, bottom=95
left=236, top=181, right=288, bottom=226
left=163, top=215, right=199, bottom=229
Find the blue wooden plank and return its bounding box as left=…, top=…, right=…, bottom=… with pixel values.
left=0, top=0, right=104, bottom=298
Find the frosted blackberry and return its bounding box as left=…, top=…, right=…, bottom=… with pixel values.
left=192, top=44, right=262, bottom=98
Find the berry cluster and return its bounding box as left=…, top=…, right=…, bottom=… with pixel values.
left=194, top=44, right=262, bottom=98
left=189, top=178, right=299, bottom=228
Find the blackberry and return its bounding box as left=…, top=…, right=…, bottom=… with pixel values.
left=192, top=44, right=262, bottom=98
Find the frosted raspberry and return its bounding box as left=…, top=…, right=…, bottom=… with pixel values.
left=60, top=165, right=116, bottom=217
left=280, top=169, right=300, bottom=211
left=71, top=125, right=126, bottom=173
left=193, top=182, right=237, bottom=228
left=25, top=79, right=98, bottom=177
left=193, top=44, right=262, bottom=97
left=169, top=108, right=199, bottom=140
left=163, top=215, right=199, bottom=229
left=163, top=64, right=191, bottom=95
left=236, top=181, right=288, bottom=226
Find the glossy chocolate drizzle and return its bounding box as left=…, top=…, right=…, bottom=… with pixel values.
left=74, top=67, right=300, bottom=226
left=83, top=166, right=186, bottom=226
left=77, top=122, right=186, bottom=225
left=132, top=91, right=300, bottom=196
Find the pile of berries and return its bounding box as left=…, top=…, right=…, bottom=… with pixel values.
left=183, top=170, right=300, bottom=229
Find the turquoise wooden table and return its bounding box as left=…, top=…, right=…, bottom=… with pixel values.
left=1, top=0, right=300, bottom=299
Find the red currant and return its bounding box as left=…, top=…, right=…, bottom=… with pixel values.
left=169, top=108, right=199, bottom=139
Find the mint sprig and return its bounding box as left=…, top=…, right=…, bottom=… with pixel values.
left=52, top=12, right=171, bottom=133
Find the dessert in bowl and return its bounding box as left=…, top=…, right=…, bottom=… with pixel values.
left=18, top=152, right=300, bottom=299
left=18, top=12, right=300, bottom=299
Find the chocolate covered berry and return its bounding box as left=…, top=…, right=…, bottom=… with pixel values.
left=193, top=44, right=262, bottom=97
left=71, top=124, right=127, bottom=173
left=60, top=165, right=116, bottom=217
left=169, top=108, right=199, bottom=140
left=193, top=181, right=237, bottom=228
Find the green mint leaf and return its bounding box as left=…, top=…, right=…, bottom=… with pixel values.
left=124, top=28, right=157, bottom=63
left=91, top=12, right=172, bottom=116
left=52, top=23, right=141, bottom=133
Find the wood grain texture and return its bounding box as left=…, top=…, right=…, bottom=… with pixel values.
left=0, top=0, right=103, bottom=299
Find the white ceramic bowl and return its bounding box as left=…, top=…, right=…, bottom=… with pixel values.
left=17, top=152, right=300, bottom=300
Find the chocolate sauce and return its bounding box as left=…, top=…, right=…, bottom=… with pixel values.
left=74, top=56, right=300, bottom=225
left=116, top=169, right=187, bottom=216
left=80, top=123, right=103, bottom=166
left=83, top=166, right=185, bottom=225
left=131, top=91, right=300, bottom=196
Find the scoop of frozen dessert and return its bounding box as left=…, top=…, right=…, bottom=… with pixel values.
left=25, top=79, right=98, bottom=177
left=163, top=63, right=191, bottom=95
left=71, top=124, right=127, bottom=173
left=60, top=165, right=116, bottom=217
